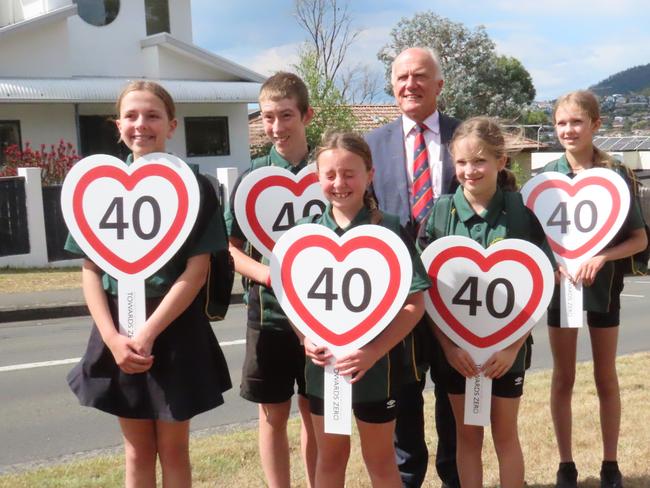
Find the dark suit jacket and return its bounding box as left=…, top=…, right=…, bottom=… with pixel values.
left=365, top=113, right=461, bottom=238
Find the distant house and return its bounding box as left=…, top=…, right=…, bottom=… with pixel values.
left=0, top=0, right=265, bottom=174
left=531, top=136, right=650, bottom=178
left=248, top=105, right=403, bottom=149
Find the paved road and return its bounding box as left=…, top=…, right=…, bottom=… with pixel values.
left=1, top=279, right=649, bottom=471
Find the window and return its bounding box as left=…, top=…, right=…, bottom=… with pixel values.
left=185, top=117, right=230, bottom=157
left=75, top=0, right=120, bottom=26
left=79, top=116, right=129, bottom=160
left=145, top=0, right=170, bottom=36
left=0, top=121, right=22, bottom=166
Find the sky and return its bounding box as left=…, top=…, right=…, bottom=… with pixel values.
left=190, top=0, right=650, bottom=102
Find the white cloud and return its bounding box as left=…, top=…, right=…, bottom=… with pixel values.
left=220, top=43, right=303, bottom=76
left=495, top=30, right=650, bottom=100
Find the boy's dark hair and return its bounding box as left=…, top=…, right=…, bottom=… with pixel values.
left=259, top=71, right=310, bottom=115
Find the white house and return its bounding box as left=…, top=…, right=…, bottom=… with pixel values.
left=0, top=0, right=265, bottom=174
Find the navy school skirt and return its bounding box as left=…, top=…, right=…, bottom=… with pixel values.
left=67, top=293, right=232, bottom=421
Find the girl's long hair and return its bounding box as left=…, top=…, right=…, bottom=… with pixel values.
left=314, top=131, right=379, bottom=211
left=553, top=90, right=616, bottom=168
left=450, top=116, right=519, bottom=192
left=115, top=80, right=176, bottom=120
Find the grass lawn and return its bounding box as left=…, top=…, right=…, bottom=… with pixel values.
left=0, top=267, right=81, bottom=293
left=1, top=352, right=648, bottom=487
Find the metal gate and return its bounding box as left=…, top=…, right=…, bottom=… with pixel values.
left=0, top=177, right=30, bottom=257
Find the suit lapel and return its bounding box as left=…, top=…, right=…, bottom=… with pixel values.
left=439, top=114, right=457, bottom=196
left=388, top=117, right=411, bottom=219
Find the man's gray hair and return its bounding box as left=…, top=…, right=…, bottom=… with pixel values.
left=390, top=47, right=444, bottom=84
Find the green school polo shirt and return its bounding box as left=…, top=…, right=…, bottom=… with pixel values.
left=418, top=186, right=555, bottom=373
left=304, top=204, right=431, bottom=403
left=224, top=145, right=311, bottom=332
left=64, top=155, right=227, bottom=298
left=543, top=155, right=644, bottom=312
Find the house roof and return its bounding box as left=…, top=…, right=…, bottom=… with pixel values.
left=348, top=105, right=402, bottom=131
left=249, top=105, right=403, bottom=147
left=249, top=104, right=546, bottom=151
left=0, top=78, right=261, bottom=103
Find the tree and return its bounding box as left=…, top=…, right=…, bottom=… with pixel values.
left=522, top=109, right=550, bottom=126
left=378, top=11, right=536, bottom=120
left=294, top=47, right=355, bottom=149
left=294, top=0, right=381, bottom=104
left=294, top=0, right=358, bottom=85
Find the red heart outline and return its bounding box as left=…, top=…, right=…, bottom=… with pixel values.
left=428, top=246, right=543, bottom=348
left=281, top=234, right=402, bottom=347
left=525, top=176, right=621, bottom=259
left=246, top=173, right=319, bottom=253
left=72, top=164, right=189, bottom=275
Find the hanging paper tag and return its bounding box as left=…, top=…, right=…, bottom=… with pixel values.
left=464, top=370, right=493, bottom=426
left=560, top=267, right=583, bottom=328
left=117, top=277, right=146, bottom=337
left=324, top=364, right=353, bottom=435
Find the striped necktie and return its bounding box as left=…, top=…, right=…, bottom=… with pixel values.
left=412, top=123, right=433, bottom=223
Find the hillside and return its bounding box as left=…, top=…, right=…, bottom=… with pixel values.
left=590, top=63, right=650, bottom=96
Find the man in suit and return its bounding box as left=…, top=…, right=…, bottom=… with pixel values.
left=365, top=46, right=460, bottom=488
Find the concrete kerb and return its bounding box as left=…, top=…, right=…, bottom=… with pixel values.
left=0, top=292, right=245, bottom=324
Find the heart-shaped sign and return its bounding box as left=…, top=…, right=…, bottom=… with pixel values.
left=421, top=236, right=554, bottom=357
left=271, top=223, right=413, bottom=356
left=520, top=168, right=630, bottom=265
left=234, top=164, right=327, bottom=259
left=61, top=153, right=200, bottom=280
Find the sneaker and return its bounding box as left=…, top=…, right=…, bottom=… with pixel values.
left=600, top=461, right=623, bottom=488
left=556, top=462, right=578, bottom=488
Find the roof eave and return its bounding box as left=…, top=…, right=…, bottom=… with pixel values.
left=0, top=78, right=261, bottom=104
left=0, top=5, right=77, bottom=39
left=140, top=33, right=267, bottom=83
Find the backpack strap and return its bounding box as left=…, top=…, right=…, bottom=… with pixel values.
left=195, top=173, right=235, bottom=321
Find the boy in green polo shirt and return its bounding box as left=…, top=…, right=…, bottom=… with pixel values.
left=224, top=72, right=316, bottom=488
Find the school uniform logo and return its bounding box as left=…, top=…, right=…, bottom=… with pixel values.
left=234, top=164, right=327, bottom=259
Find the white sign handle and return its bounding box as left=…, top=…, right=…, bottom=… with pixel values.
left=464, top=371, right=493, bottom=426
left=560, top=272, right=583, bottom=328
left=117, top=277, right=146, bottom=338
left=324, top=364, right=353, bottom=435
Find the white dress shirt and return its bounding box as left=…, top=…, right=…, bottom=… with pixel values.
left=401, top=110, right=442, bottom=199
